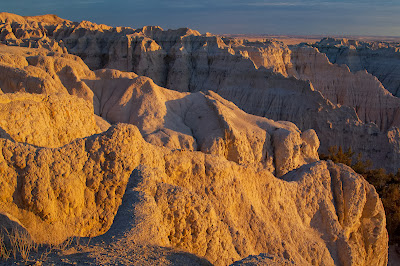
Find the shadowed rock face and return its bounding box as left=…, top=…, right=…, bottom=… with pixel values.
left=312, top=37, right=400, bottom=97
left=0, top=124, right=388, bottom=266
left=290, top=46, right=400, bottom=132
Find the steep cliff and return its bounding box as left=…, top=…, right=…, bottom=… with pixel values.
left=312, top=38, right=400, bottom=97
left=291, top=46, right=400, bottom=131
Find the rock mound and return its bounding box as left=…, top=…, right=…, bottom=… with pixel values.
left=85, top=69, right=319, bottom=176
left=0, top=124, right=387, bottom=265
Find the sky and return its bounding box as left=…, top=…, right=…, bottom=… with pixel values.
left=2, top=0, right=400, bottom=36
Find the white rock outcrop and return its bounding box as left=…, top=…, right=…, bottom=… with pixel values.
left=312, top=38, right=400, bottom=97
left=291, top=46, right=400, bottom=131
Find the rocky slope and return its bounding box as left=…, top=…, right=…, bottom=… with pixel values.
left=0, top=124, right=388, bottom=265
left=312, top=38, right=400, bottom=97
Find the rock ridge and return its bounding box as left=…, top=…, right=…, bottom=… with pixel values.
left=0, top=124, right=388, bottom=265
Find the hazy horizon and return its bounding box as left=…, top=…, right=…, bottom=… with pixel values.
left=2, top=0, right=400, bottom=37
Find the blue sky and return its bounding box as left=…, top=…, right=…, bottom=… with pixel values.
left=2, top=0, right=400, bottom=36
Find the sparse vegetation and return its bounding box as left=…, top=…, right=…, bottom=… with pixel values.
left=0, top=228, right=90, bottom=264
left=0, top=234, right=11, bottom=260
left=320, top=146, right=400, bottom=244
left=8, top=228, right=35, bottom=261
left=0, top=228, right=35, bottom=262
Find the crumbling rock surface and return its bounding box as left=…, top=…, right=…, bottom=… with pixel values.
left=0, top=124, right=388, bottom=265
left=312, top=38, right=400, bottom=97
left=291, top=46, right=400, bottom=131
left=0, top=13, right=391, bottom=265
left=0, top=125, right=142, bottom=243
left=0, top=92, right=101, bottom=147
left=0, top=44, right=95, bottom=101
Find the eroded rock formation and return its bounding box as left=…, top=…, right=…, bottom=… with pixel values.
left=291, top=46, right=400, bottom=131
left=0, top=13, right=392, bottom=265
left=312, top=38, right=400, bottom=97
left=0, top=124, right=388, bottom=265
left=86, top=69, right=319, bottom=176
left=0, top=93, right=101, bottom=147
left=11, top=16, right=394, bottom=171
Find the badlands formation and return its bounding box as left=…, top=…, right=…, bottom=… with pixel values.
left=0, top=12, right=395, bottom=265
left=312, top=38, right=400, bottom=97
left=1, top=13, right=397, bottom=171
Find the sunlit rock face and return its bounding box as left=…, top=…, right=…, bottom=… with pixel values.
left=0, top=12, right=391, bottom=266
left=0, top=124, right=388, bottom=266
left=1, top=13, right=400, bottom=172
